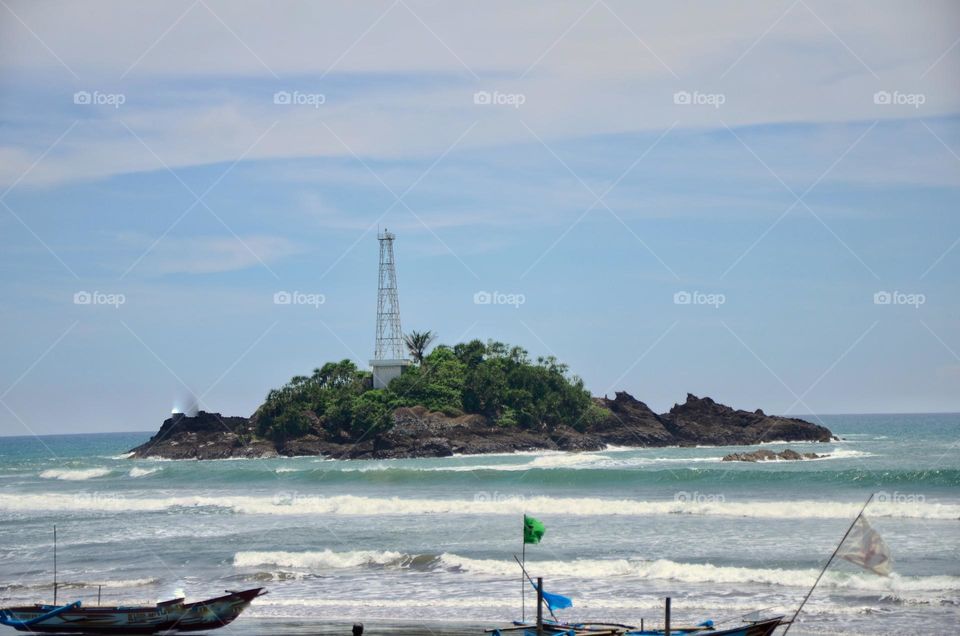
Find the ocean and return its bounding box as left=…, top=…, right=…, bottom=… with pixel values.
left=0, top=413, right=957, bottom=635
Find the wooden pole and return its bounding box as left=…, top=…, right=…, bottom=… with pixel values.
left=536, top=577, right=543, bottom=636
left=664, top=597, right=670, bottom=636
left=513, top=555, right=559, bottom=623
left=521, top=537, right=526, bottom=622
left=98, top=585, right=102, bottom=606
left=53, top=525, right=58, bottom=606
left=782, top=493, right=874, bottom=636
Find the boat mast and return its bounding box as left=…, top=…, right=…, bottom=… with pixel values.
left=782, top=493, right=874, bottom=635
left=53, top=525, right=57, bottom=606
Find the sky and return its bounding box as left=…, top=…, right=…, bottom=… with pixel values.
left=0, top=0, right=958, bottom=436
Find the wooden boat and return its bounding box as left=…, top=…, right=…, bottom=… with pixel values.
left=489, top=615, right=784, bottom=636
left=0, top=587, right=266, bottom=634
left=497, top=564, right=784, bottom=636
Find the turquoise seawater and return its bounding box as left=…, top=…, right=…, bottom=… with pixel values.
left=0, top=414, right=957, bottom=634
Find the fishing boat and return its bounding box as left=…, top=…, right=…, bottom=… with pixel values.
left=489, top=615, right=784, bottom=636
left=0, top=587, right=267, bottom=634
left=1, top=526, right=266, bottom=633
left=492, top=558, right=785, bottom=636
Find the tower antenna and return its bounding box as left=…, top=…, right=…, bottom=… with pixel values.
left=370, top=228, right=410, bottom=388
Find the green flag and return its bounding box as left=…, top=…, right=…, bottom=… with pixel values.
left=523, top=514, right=545, bottom=544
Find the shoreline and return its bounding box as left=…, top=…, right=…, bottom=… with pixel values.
left=122, top=441, right=837, bottom=463
left=209, top=618, right=496, bottom=635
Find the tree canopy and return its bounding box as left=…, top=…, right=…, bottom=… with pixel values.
left=253, top=339, right=607, bottom=443
left=403, top=329, right=437, bottom=364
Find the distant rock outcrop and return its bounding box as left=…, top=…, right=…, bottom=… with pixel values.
left=130, top=411, right=277, bottom=460
left=588, top=392, right=675, bottom=447
left=129, top=392, right=833, bottom=460
left=664, top=393, right=833, bottom=446
left=722, top=448, right=825, bottom=462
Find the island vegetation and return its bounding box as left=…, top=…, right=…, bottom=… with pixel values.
left=253, top=334, right=609, bottom=444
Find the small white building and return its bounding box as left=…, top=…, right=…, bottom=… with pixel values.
left=370, top=358, right=411, bottom=389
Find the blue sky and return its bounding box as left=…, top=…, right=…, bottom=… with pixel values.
left=1, top=1, right=958, bottom=435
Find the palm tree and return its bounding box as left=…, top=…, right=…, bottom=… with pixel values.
left=404, top=330, right=436, bottom=364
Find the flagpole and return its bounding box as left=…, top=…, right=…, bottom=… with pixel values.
left=782, top=492, right=874, bottom=635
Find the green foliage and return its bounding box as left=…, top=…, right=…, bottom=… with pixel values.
left=348, top=390, right=393, bottom=437
left=256, top=338, right=600, bottom=443
left=453, top=340, right=486, bottom=367
left=404, top=330, right=437, bottom=364
left=495, top=406, right=519, bottom=427
left=255, top=359, right=369, bottom=442
left=387, top=346, right=465, bottom=412
left=578, top=403, right=611, bottom=432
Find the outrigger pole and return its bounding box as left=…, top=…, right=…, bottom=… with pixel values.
left=782, top=492, right=874, bottom=635
left=513, top=555, right=559, bottom=624
left=521, top=540, right=525, bottom=622
left=521, top=520, right=526, bottom=623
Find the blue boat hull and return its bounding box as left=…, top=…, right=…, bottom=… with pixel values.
left=491, top=615, right=784, bottom=636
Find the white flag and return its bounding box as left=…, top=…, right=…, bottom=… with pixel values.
left=837, top=516, right=892, bottom=576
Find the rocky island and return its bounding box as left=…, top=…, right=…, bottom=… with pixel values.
left=130, top=339, right=833, bottom=460
left=722, top=448, right=825, bottom=462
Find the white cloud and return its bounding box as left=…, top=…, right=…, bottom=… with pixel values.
left=0, top=0, right=957, bottom=189
left=122, top=234, right=303, bottom=275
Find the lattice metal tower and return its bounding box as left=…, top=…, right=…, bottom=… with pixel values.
left=371, top=228, right=410, bottom=388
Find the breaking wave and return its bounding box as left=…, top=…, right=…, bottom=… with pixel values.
left=39, top=468, right=112, bottom=481
left=346, top=449, right=875, bottom=473
left=60, top=577, right=160, bottom=589
left=234, top=549, right=425, bottom=570
left=233, top=550, right=960, bottom=594
left=2, top=493, right=956, bottom=520
left=1, top=578, right=159, bottom=592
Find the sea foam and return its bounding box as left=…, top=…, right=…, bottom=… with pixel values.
left=233, top=549, right=960, bottom=594
left=378, top=449, right=874, bottom=472
left=3, top=493, right=956, bottom=520
left=234, top=549, right=410, bottom=570
left=39, top=468, right=111, bottom=481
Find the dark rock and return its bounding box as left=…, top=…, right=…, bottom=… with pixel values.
left=664, top=394, right=832, bottom=446
left=587, top=392, right=674, bottom=446
left=722, top=448, right=824, bottom=462
left=129, top=411, right=277, bottom=460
